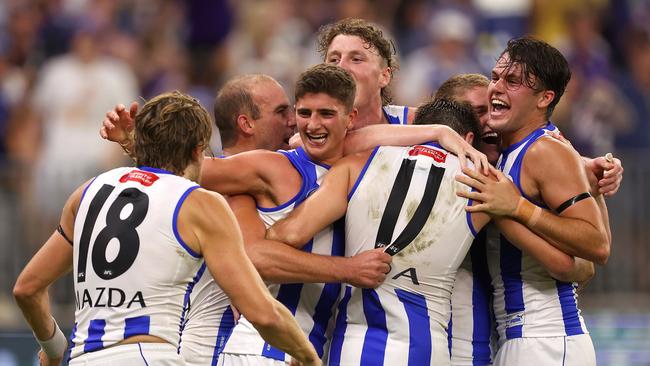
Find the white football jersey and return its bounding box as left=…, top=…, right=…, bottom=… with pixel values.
left=222, top=147, right=344, bottom=362
left=330, top=144, right=477, bottom=366
left=489, top=122, right=588, bottom=343
left=70, top=166, right=204, bottom=359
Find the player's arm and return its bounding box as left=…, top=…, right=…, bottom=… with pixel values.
left=199, top=150, right=293, bottom=202
left=457, top=140, right=610, bottom=264
left=493, top=217, right=595, bottom=283
left=180, top=189, right=320, bottom=366
left=266, top=155, right=353, bottom=248
left=13, top=181, right=87, bottom=365
left=229, top=195, right=390, bottom=288
left=343, top=124, right=488, bottom=174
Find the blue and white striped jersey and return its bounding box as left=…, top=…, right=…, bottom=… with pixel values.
left=383, top=105, right=409, bottom=125
left=222, top=147, right=345, bottom=362
left=330, top=144, right=477, bottom=366
left=70, top=167, right=204, bottom=359
left=489, top=122, right=588, bottom=344
left=448, top=227, right=497, bottom=366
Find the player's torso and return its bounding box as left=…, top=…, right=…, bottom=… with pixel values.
left=488, top=122, right=588, bottom=342
left=71, top=167, right=203, bottom=359
left=330, top=145, right=476, bottom=366
left=223, top=147, right=344, bottom=361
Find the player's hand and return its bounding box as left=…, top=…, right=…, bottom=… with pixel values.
left=99, top=101, right=138, bottom=144
left=547, top=130, right=573, bottom=147
left=38, top=349, right=62, bottom=366
left=345, top=248, right=392, bottom=288
left=289, top=357, right=322, bottom=366
left=455, top=165, right=522, bottom=217
left=435, top=125, right=489, bottom=175
left=584, top=153, right=623, bottom=197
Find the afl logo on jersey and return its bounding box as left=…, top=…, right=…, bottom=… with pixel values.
left=408, top=145, right=447, bottom=163
left=119, top=170, right=160, bottom=186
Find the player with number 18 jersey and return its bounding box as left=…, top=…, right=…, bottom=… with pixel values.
left=69, top=166, right=205, bottom=360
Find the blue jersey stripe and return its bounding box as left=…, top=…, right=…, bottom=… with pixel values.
left=178, top=263, right=207, bottom=352
left=396, top=289, right=432, bottom=366
left=262, top=282, right=304, bottom=360
left=212, top=306, right=235, bottom=365
left=172, top=185, right=202, bottom=258
left=124, top=315, right=150, bottom=339
left=137, top=343, right=151, bottom=366
left=556, top=281, right=584, bottom=336
left=500, top=235, right=524, bottom=339
left=348, top=146, right=380, bottom=201
left=329, top=286, right=352, bottom=366
left=84, top=319, right=106, bottom=352
left=360, top=289, right=388, bottom=366
left=308, top=283, right=341, bottom=357
left=470, top=234, right=494, bottom=364
left=67, top=322, right=77, bottom=363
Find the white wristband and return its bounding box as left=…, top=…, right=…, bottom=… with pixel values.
left=36, top=317, right=68, bottom=359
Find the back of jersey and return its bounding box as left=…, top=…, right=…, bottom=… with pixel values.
left=70, top=166, right=204, bottom=359
left=330, top=144, right=477, bottom=366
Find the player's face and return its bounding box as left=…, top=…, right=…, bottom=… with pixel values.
left=325, top=34, right=390, bottom=110
left=488, top=53, right=543, bottom=140
left=295, top=92, right=354, bottom=165
left=251, top=80, right=295, bottom=151
left=457, top=86, right=500, bottom=164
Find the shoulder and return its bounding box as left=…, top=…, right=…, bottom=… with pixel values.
left=525, top=135, right=583, bottom=170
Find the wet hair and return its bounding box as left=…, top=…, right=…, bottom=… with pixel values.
left=499, top=37, right=571, bottom=118
left=295, top=64, right=356, bottom=112
left=414, top=98, right=480, bottom=148
left=134, top=91, right=212, bottom=175
left=213, top=75, right=276, bottom=147
left=434, top=73, right=489, bottom=100
left=317, top=18, right=398, bottom=105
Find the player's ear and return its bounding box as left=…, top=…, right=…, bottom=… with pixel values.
left=537, top=90, right=555, bottom=109
left=464, top=132, right=475, bottom=144
left=237, top=114, right=254, bottom=136
left=347, top=108, right=358, bottom=130
left=379, top=65, right=391, bottom=88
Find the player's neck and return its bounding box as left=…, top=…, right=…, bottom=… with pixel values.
left=352, top=97, right=386, bottom=130
left=501, top=118, right=548, bottom=148
left=222, top=140, right=257, bottom=156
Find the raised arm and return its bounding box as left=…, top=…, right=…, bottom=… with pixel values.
left=266, top=155, right=353, bottom=248
left=13, top=182, right=86, bottom=365
left=343, top=124, right=488, bottom=174
left=229, top=194, right=390, bottom=288
left=180, top=189, right=320, bottom=366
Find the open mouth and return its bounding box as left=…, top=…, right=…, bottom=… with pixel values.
left=306, top=132, right=327, bottom=146
left=481, top=131, right=499, bottom=145
left=491, top=98, right=510, bottom=113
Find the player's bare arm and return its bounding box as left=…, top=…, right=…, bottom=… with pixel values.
left=200, top=150, right=302, bottom=208
left=343, top=124, right=489, bottom=173
left=457, top=139, right=610, bottom=264
left=179, top=188, right=320, bottom=366
left=229, top=195, right=390, bottom=288
left=13, top=182, right=86, bottom=365
left=267, top=150, right=370, bottom=248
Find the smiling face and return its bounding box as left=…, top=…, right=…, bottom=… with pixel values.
left=487, top=53, right=552, bottom=145
left=251, top=80, right=296, bottom=150
left=295, top=92, right=355, bottom=165
left=325, top=34, right=390, bottom=110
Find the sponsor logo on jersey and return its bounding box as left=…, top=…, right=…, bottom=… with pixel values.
left=76, top=287, right=147, bottom=310
left=408, top=145, right=447, bottom=163
left=505, top=311, right=525, bottom=328
left=119, top=170, right=160, bottom=186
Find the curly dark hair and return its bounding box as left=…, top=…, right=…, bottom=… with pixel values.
left=317, top=18, right=398, bottom=106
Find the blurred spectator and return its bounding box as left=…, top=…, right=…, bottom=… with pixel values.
left=614, top=26, right=650, bottom=150
left=396, top=8, right=481, bottom=105
left=29, top=19, right=137, bottom=229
